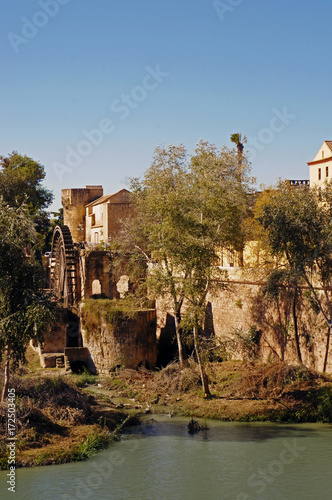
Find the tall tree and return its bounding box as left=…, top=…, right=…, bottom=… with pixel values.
left=257, top=183, right=332, bottom=371
left=230, top=132, right=247, bottom=155
left=128, top=144, right=190, bottom=367
left=117, top=141, right=252, bottom=393
left=0, top=201, right=57, bottom=401
left=184, top=140, right=251, bottom=394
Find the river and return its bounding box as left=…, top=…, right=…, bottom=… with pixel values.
left=1, top=415, right=332, bottom=500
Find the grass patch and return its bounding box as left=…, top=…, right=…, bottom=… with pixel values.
left=33, top=427, right=112, bottom=466
left=70, top=370, right=97, bottom=388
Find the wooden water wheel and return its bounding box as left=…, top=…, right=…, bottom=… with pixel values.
left=50, top=226, right=78, bottom=307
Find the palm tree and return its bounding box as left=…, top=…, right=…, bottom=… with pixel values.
left=230, top=132, right=247, bottom=157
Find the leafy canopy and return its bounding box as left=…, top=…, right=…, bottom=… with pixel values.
left=0, top=152, right=53, bottom=215
left=121, top=140, right=252, bottom=314
left=0, top=200, right=57, bottom=367
left=256, top=183, right=332, bottom=273
left=0, top=152, right=54, bottom=254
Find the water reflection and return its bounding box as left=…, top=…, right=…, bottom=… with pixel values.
left=123, top=415, right=322, bottom=443
left=1, top=417, right=332, bottom=500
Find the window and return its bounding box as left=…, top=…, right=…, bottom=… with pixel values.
left=326, top=166, right=329, bottom=178
left=94, top=232, right=99, bottom=244
left=322, top=151, right=325, bottom=159
left=318, top=168, right=321, bottom=180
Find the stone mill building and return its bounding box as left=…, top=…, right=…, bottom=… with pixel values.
left=35, top=185, right=157, bottom=374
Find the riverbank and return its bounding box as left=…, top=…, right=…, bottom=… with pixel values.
left=0, top=371, right=132, bottom=469
left=1, top=351, right=332, bottom=469
left=100, top=359, right=332, bottom=423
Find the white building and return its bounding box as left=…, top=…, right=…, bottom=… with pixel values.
left=85, top=188, right=131, bottom=244
left=308, top=141, right=332, bottom=188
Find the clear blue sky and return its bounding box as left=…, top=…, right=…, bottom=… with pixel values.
left=1, top=0, right=331, bottom=210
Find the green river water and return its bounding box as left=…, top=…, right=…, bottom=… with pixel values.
left=1, top=415, right=332, bottom=500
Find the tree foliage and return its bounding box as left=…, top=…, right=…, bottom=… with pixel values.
left=0, top=152, right=54, bottom=254
left=0, top=201, right=57, bottom=400
left=114, top=140, right=253, bottom=391
left=230, top=132, right=247, bottom=156
left=256, top=183, right=332, bottom=370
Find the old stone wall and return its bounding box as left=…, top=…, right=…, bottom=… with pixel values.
left=156, top=269, right=332, bottom=374
left=34, top=309, right=81, bottom=368
left=80, top=302, right=157, bottom=374
left=82, top=250, right=113, bottom=299
left=107, top=202, right=132, bottom=239
left=62, top=186, right=103, bottom=243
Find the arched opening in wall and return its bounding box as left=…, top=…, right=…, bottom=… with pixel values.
left=70, top=360, right=89, bottom=374
left=92, top=279, right=102, bottom=296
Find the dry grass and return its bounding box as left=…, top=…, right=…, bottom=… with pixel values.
left=1, top=358, right=331, bottom=469
left=0, top=374, right=125, bottom=469
left=209, top=361, right=326, bottom=399
left=102, top=360, right=332, bottom=422
left=104, top=360, right=202, bottom=403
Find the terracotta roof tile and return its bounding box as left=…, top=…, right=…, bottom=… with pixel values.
left=325, top=141, right=332, bottom=152
left=85, top=188, right=130, bottom=207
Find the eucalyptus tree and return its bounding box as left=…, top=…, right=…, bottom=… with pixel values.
left=182, top=140, right=251, bottom=394
left=121, top=140, right=252, bottom=395
left=257, top=183, right=332, bottom=371
left=128, top=144, right=191, bottom=367
left=0, top=201, right=57, bottom=401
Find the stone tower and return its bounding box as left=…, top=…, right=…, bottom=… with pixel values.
left=62, top=186, right=103, bottom=243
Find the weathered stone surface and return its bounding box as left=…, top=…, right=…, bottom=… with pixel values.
left=81, top=304, right=157, bottom=374
left=64, top=347, right=89, bottom=362
left=156, top=269, right=332, bottom=374
left=62, top=186, right=103, bottom=243
left=116, top=275, right=130, bottom=298
left=82, top=250, right=113, bottom=299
